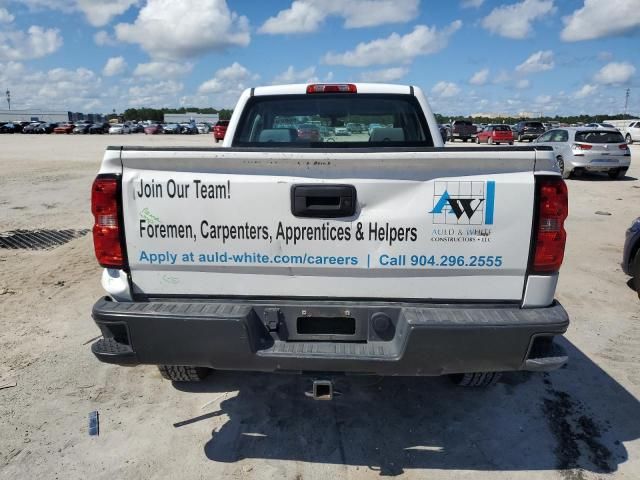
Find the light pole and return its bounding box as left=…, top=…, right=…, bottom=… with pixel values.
left=5, top=89, right=10, bottom=110
left=624, top=88, right=630, bottom=120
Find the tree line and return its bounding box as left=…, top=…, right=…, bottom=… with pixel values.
left=119, top=107, right=234, bottom=122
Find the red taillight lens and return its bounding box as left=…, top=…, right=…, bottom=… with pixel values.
left=573, top=143, right=592, bottom=150
left=306, top=84, right=357, bottom=94
left=91, top=176, right=124, bottom=268
left=532, top=177, right=568, bottom=273
left=619, top=144, right=629, bottom=150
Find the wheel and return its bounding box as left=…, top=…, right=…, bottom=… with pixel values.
left=158, top=365, right=211, bottom=382
left=488, top=137, right=493, bottom=145
left=608, top=168, right=625, bottom=179
left=558, top=156, right=571, bottom=179
left=463, top=138, right=468, bottom=142
left=449, top=372, right=502, bottom=387
left=509, top=142, right=514, bottom=145
left=633, top=251, right=640, bottom=299
left=626, top=134, right=633, bottom=145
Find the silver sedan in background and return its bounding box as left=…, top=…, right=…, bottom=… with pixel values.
left=534, top=127, right=631, bottom=179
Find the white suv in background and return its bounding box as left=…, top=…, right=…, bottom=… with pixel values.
left=624, top=121, right=640, bottom=144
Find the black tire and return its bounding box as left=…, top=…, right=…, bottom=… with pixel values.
left=608, top=168, right=625, bottom=179
left=463, top=138, right=468, bottom=142
left=509, top=142, right=514, bottom=145
left=558, top=156, right=571, bottom=179
left=633, top=251, right=640, bottom=299
left=626, top=134, right=633, bottom=145
left=158, top=365, right=211, bottom=382
left=449, top=372, right=502, bottom=387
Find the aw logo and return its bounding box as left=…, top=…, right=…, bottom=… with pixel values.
left=430, top=181, right=495, bottom=225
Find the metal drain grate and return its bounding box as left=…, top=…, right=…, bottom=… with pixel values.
left=0, top=229, right=90, bottom=250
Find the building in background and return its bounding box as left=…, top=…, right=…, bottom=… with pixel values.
left=163, top=112, right=219, bottom=124
left=0, top=109, right=106, bottom=123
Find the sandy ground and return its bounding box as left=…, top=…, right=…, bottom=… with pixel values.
left=0, top=133, right=639, bottom=480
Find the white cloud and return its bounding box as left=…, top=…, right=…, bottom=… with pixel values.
left=593, top=61, right=636, bottom=85
left=272, top=66, right=318, bottom=84
left=516, top=50, right=555, bottom=73
left=133, top=61, right=193, bottom=78
left=0, top=7, right=15, bottom=23
left=94, top=30, right=116, bottom=46
left=323, top=21, right=462, bottom=67
left=18, top=0, right=138, bottom=27
left=574, top=84, right=597, bottom=98
left=469, top=68, right=489, bottom=85
left=461, top=0, right=484, bottom=7
left=128, top=79, right=184, bottom=107
left=103, top=56, right=127, bottom=76
left=359, top=66, right=409, bottom=82
left=481, top=0, right=555, bottom=39
left=115, top=0, right=250, bottom=60
left=535, top=95, right=552, bottom=104
left=198, top=62, right=253, bottom=94
left=515, top=79, right=530, bottom=89
left=432, top=81, right=461, bottom=98
left=259, top=0, right=419, bottom=34
left=0, top=26, right=63, bottom=61
left=76, top=0, right=138, bottom=27
left=561, top=0, right=640, bottom=42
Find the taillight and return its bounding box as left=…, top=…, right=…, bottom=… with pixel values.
left=91, top=175, right=125, bottom=268
left=619, top=144, right=629, bottom=150
left=531, top=177, right=568, bottom=273
left=572, top=143, right=592, bottom=150
left=306, top=84, right=357, bottom=94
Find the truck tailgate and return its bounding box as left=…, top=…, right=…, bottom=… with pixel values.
left=117, top=148, right=537, bottom=301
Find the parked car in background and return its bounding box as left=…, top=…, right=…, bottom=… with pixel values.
left=54, top=123, right=75, bottom=134
left=513, top=121, right=545, bottom=142
left=196, top=123, right=211, bottom=134
left=213, top=120, right=229, bottom=142
left=35, top=123, right=57, bottom=134
left=144, top=124, right=163, bottom=135
left=180, top=123, right=198, bottom=134
left=22, top=122, right=43, bottom=133
left=437, top=124, right=448, bottom=143
left=89, top=123, right=110, bottom=134
left=0, top=122, right=24, bottom=133
left=334, top=126, right=350, bottom=136
left=476, top=124, right=514, bottom=145
left=73, top=122, right=92, bottom=134
left=367, top=123, right=384, bottom=136
left=108, top=124, right=131, bottom=134
left=585, top=123, right=617, bottom=129
left=448, top=119, right=476, bottom=142
left=622, top=217, right=640, bottom=300
left=623, top=121, right=640, bottom=144
left=535, top=127, right=631, bottom=179
left=297, top=123, right=321, bottom=141
left=163, top=123, right=181, bottom=134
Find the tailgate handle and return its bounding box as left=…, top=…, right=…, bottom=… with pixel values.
left=291, top=185, right=357, bottom=218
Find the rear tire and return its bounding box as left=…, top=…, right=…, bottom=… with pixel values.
left=626, top=134, right=633, bottom=145
left=450, top=372, right=502, bottom=387
left=633, top=251, right=640, bottom=299
left=558, top=156, right=571, bottom=179
left=158, top=365, right=211, bottom=382
left=608, top=168, right=625, bottom=179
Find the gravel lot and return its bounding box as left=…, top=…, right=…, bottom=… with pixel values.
left=1, top=134, right=639, bottom=480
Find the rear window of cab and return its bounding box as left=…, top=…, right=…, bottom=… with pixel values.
left=575, top=130, right=625, bottom=143
left=233, top=94, right=433, bottom=147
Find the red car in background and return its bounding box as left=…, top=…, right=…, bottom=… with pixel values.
left=144, top=124, right=163, bottom=135
left=296, top=124, right=321, bottom=142
left=213, top=120, right=229, bottom=143
left=476, top=124, right=514, bottom=145
left=53, top=123, right=75, bottom=134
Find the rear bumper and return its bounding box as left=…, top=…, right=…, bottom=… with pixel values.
left=91, top=297, right=569, bottom=376
left=569, top=156, right=630, bottom=171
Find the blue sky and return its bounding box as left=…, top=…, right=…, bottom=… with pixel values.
left=0, top=0, right=638, bottom=116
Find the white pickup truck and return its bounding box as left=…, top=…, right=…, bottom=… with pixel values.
left=90, top=83, right=569, bottom=392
